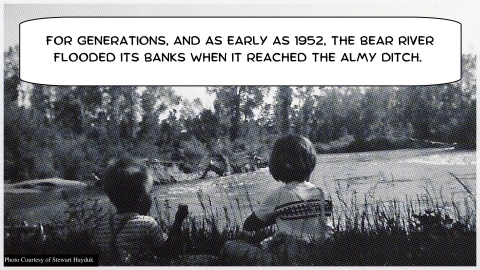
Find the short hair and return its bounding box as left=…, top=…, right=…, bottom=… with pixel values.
left=102, top=157, right=153, bottom=213
left=269, top=135, right=317, bottom=183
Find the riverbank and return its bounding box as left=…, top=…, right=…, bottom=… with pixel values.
left=315, top=137, right=468, bottom=154
left=5, top=190, right=476, bottom=266
left=5, top=148, right=476, bottom=265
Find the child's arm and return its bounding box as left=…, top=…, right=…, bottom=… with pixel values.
left=243, top=212, right=275, bottom=231
left=243, top=188, right=280, bottom=231
left=167, top=204, right=188, bottom=238
left=157, top=205, right=188, bottom=258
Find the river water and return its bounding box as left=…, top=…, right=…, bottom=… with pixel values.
left=5, top=148, right=476, bottom=227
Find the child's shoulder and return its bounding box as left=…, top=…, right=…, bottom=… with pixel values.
left=123, top=214, right=163, bottom=236
left=303, top=182, right=325, bottom=195
left=305, top=181, right=323, bottom=190
left=112, top=213, right=159, bottom=229
left=287, top=181, right=325, bottom=198
left=128, top=214, right=158, bottom=224
left=285, top=181, right=320, bottom=190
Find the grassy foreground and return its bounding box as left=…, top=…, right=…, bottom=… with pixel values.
left=4, top=183, right=476, bottom=266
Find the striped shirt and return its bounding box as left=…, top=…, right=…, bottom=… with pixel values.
left=92, top=212, right=166, bottom=265
left=256, top=181, right=333, bottom=243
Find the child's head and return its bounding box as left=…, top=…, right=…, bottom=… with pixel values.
left=102, top=157, right=154, bottom=214
left=269, top=134, right=317, bottom=183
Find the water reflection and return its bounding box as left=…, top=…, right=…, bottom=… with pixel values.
left=5, top=149, right=475, bottom=226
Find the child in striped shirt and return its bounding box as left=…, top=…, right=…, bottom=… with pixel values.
left=223, top=135, right=333, bottom=265
left=92, top=157, right=188, bottom=265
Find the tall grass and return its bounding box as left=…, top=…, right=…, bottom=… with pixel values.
left=4, top=172, right=476, bottom=266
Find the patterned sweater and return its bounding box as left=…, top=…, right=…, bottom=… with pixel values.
left=92, top=212, right=166, bottom=265
left=256, top=181, right=333, bottom=243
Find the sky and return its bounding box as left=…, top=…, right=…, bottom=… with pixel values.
left=174, top=87, right=215, bottom=107
left=3, top=1, right=479, bottom=108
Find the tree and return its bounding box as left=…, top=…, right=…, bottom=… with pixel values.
left=310, top=87, right=348, bottom=143
left=274, top=86, right=293, bottom=135
left=101, top=86, right=143, bottom=141
left=208, top=86, right=268, bottom=141
left=54, top=93, right=84, bottom=134
left=184, top=109, right=219, bottom=148
left=138, top=86, right=180, bottom=141
left=291, top=86, right=316, bottom=137
left=4, top=46, right=20, bottom=105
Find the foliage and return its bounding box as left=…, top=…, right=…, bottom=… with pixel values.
left=208, top=86, right=269, bottom=141
left=3, top=44, right=476, bottom=183
left=4, top=184, right=476, bottom=266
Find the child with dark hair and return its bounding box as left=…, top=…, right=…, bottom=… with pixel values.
left=223, top=135, right=333, bottom=265
left=92, top=157, right=188, bottom=265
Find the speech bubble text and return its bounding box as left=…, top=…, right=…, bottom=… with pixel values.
left=20, top=17, right=461, bottom=86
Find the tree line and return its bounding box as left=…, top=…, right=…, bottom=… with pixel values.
left=4, top=45, right=476, bottom=182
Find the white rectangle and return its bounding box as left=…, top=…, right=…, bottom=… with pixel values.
left=20, top=17, right=461, bottom=86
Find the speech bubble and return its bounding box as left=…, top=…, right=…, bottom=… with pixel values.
left=20, top=17, right=461, bottom=86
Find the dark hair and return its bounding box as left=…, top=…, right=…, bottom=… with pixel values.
left=269, top=134, right=317, bottom=183
left=102, top=157, right=153, bottom=214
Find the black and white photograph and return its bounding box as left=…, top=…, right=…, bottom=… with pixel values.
left=3, top=2, right=478, bottom=267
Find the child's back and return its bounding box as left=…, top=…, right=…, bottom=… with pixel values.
left=92, top=157, right=187, bottom=265
left=252, top=134, right=333, bottom=242
left=94, top=213, right=165, bottom=265
left=224, top=135, right=333, bottom=265
left=256, top=180, right=332, bottom=242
